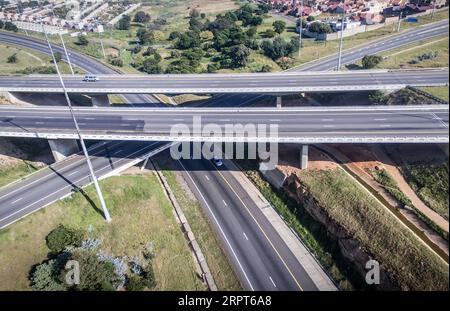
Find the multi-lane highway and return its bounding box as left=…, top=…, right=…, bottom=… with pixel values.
left=0, top=31, right=161, bottom=106
left=290, top=19, right=450, bottom=71
left=0, top=69, right=448, bottom=94
left=0, top=105, right=448, bottom=143
left=178, top=156, right=320, bottom=291
left=0, top=19, right=448, bottom=291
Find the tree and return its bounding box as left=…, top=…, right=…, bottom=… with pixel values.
left=0, top=20, right=4, bottom=29
left=117, top=14, right=131, bottom=30
left=307, top=15, right=315, bottom=22
left=133, top=11, right=151, bottom=23
left=110, top=57, right=123, bottom=67
left=273, top=20, right=286, bottom=34
left=4, top=21, right=18, bottom=32
left=246, top=26, right=257, bottom=38
left=226, top=44, right=251, bottom=68
left=45, top=224, right=84, bottom=253
left=189, top=17, right=204, bottom=32
left=169, top=31, right=181, bottom=40
left=175, top=31, right=200, bottom=50
left=7, top=53, right=17, bottom=63
left=136, top=28, right=155, bottom=44
left=69, top=249, right=118, bottom=291
left=30, top=259, right=66, bottom=291
left=264, top=29, right=276, bottom=38
left=200, top=30, right=214, bottom=41
left=76, top=35, right=89, bottom=46
left=53, top=51, right=62, bottom=63
left=143, top=46, right=156, bottom=56
left=141, top=57, right=162, bottom=74
left=369, top=90, right=388, bottom=105
left=362, top=55, right=383, bottom=69
left=308, top=22, right=332, bottom=34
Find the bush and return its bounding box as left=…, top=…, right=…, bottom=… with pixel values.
left=76, top=35, right=89, bottom=46
left=307, top=16, right=315, bottom=22
left=109, top=57, right=123, bottom=67
left=273, top=20, right=286, bottom=34
left=4, top=21, right=18, bottom=32
left=133, top=11, right=151, bottom=23
left=143, top=46, right=156, bottom=56
left=207, top=63, right=219, bottom=73
left=362, top=54, right=382, bottom=69
left=141, top=265, right=156, bottom=289
left=308, top=22, right=332, bottom=34
left=117, top=14, right=131, bottom=30
left=45, top=224, right=84, bottom=253
left=53, top=51, right=62, bottom=63
left=30, top=259, right=66, bottom=291
left=126, top=275, right=146, bottom=291
left=368, top=90, right=388, bottom=105
left=260, top=64, right=272, bottom=72
left=7, top=53, right=17, bottom=63
left=264, top=29, right=276, bottom=38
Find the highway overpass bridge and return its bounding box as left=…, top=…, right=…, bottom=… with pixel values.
left=0, top=69, right=448, bottom=94
left=0, top=105, right=448, bottom=144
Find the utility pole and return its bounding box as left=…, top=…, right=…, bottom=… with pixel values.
left=298, top=0, right=304, bottom=58
left=41, top=23, right=112, bottom=223
left=336, top=3, right=345, bottom=71
left=397, top=11, right=403, bottom=32
left=431, top=0, right=436, bottom=21
left=50, top=6, right=74, bottom=75
left=58, top=32, right=75, bottom=75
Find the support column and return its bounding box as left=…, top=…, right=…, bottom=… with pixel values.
left=48, top=139, right=80, bottom=162
left=300, top=144, right=308, bottom=170
left=276, top=96, right=282, bottom=108
left=91, top=94, right=111, bottom=107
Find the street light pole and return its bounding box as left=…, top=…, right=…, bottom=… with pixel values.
left=41, top=23, right=112, bottom=223
left=58, top=32, right=75, bottom=75
left=431, top=0, right=436, bottom=21
left=336, top=4, right=345, bottom=71
left=298, top=0, right=304, bottom=58
left=397, top=11, right=403, bottom=32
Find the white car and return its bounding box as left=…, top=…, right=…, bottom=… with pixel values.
left=83, top=74, right=99, bottom=82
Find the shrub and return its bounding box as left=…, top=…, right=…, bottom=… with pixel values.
left=207, top=63, right=219, bottom=73
left=362, top=54, right=382, bottom=69
left=368, top=90, right=388, bottom=105
left=53, top=51, right=62, bottom=63
left=126, top=275, right=146, bottom=291
left=117, top=14, right=131, bottom=30
left=273, top=20, right=286, bottom=34
left=76, top=35, right=89, bottom=46
left=7, top=53, right=17, bottom=63
left=308, top=22, right=332, bottom=34
left=109, top=57, right=123, bottom=67
left=133, top=11, right=151, bottom=23
left=30, top=259, right=66, bottom=291
left=45, top=224, right=84, bottom=253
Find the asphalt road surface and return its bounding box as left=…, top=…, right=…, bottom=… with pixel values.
left=0, top=70, right=447, bottom=94
left=0, top=105, right=448, bottom=143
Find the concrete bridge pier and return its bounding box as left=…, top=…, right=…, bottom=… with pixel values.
left=300, top=145, right=308, bottom=170
left=276, top=96, right=282, bottom=108
left=48, top=139, right=80, bottom=162
left=91, top=95, right=111, bottom=107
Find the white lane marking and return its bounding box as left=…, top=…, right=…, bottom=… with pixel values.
left=11, top=198, right=23, bottom=205
left=323, top=125, right=335, bottom=128
left=379, top=124, right=391, bottom=127
left=243, top=232, right=249, bottom=241
left=35, top=122, right=44, bottom=125
left=220, top=119, right=231, bottom=122
left=205, top=175, right=210, bottom=181
left=374, top=118, right=387, bottom=121
left=113, top=149, right=123, bottom=155
left=270, top=119, right=281, bottom=122
left=0, top=141, right=123, bottom=200
left=269, top=276, right=277, bottom=288
left=222, top=200, right=228, bottom=207
left=78, top=122, right=86, bottom=125
left=0, top=142, right=161, bottom=226
left=68, top=170, right=78, bottom=177
left=431, top=112, right=449, bottom=128
left=173, top=119, right=184, bottom=122
left=321, top=119, right=334, bottom=121
left=178, top=160, right=255, bottom=291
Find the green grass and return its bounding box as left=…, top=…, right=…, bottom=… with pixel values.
left=370, top=169, right=412, bottom=207
left=0, top=43, right=80, bottom=75
left=156, top=156, right=242, bottom=290
left=0, top=174, right=206, bottom=291
left=237, top=159, right=354, bottom=290
left=373, top=36, right=448, bottom=69
left=402, top=162, right=449, bottom=221
left=419, top=86, right=449, bottom=102
left=290, top=9, right=449, bottom=69
left=0, top=161, right=44, bottom=188
left=298, top=169, right=448, bottom=291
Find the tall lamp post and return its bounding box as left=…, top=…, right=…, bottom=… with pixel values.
left=298, top=0, right=304, bottom=58
left=336, top=1, right=346, bottom=71
left=40, top=22, right=111, bottom=223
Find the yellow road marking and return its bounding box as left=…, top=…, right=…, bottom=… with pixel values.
left=214, top=167, right=304, bottom=291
